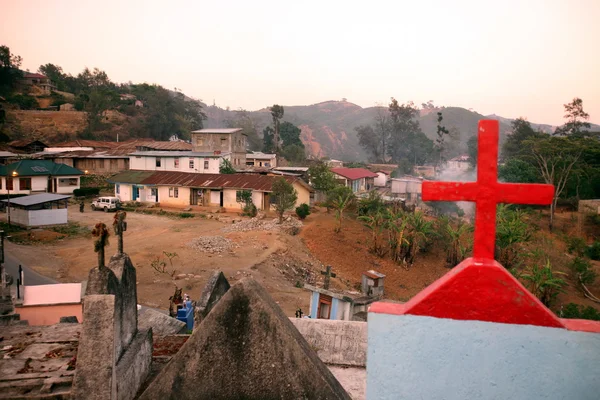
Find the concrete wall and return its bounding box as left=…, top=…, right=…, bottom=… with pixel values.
left=16, top=303, right=82, bottom=325
left=75, top=158, right=128, bottom=174
left=56, top=176, right=80, bottom=194
left=293, top=182, right=311, bottom=206
left=157, top=186, right=191, bottom=207
left=130, top=155, right=221, bottom=174
left=367, top=313, right=600, bottom=400
left=374, top=173, right=387, bottom=187
left=579, top=199, right=600, bottom=214
left=116, top=184, right=133, bottom=202
left=9, top=208, right=67, bottom=227
left=290, top=318, right=367, bottom=367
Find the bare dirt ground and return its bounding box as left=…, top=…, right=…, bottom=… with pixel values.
left=5, top=204, right=323, bottom=316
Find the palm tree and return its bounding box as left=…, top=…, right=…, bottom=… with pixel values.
left=437, top=216, right=473, bottom=267
left=384, top=209, right=409, bottom=264
left=329, top=186, right=356, bottom=233
left=358, top=211, right=387, bottom=256
left=405, top=212, right=434, bottom=266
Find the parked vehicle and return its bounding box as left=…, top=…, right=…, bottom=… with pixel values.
left=91, top=196, right=121, bottom=212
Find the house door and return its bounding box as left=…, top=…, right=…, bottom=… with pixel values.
left=132, top=186, right=139, bottom=201
left=263, top=193, right=270, bottom=211
left=219, top=191, right=224, bottom=207
left=48, top=177, right=53, bottom=192
left=151, top=188, right=158, bottom=202
left=317, top=294, right=332, bottom=319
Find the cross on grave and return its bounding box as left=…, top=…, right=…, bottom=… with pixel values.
left=423, top=119, right=554, bottom=260
left=92, top=222, right=110, bottom=268
left=113, top=211, right=127, bottom=254
left=321, top=266, right=336, bottom=290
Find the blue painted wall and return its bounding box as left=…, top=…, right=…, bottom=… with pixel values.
left=330, top=298, right=339, bottom=320
left=367, top=313, right=600, bottom=400
left=310, top=292, right=319, bottom=319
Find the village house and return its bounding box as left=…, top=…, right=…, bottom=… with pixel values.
left=17, top=72, right=56, bottom=94
left=390, top=175, right=423, bottom=204
left=1, top=193, right=71, bottom=227
left=326, top=159, right=344, bottom=168
left=108, top=171, right=312, bottom=210
left=15, top=282, right=84, bottom=325
left=8, top=139, right=48, bottom=154
left=245, top=151, right=277, bottom=168
left=191, top=128, right=247, bottom=167
left=331, top=167, right=377, bottom=193
left=413, top=165, right=436, bottom=178
left=446, top=155, right=470, bottom=172
left=0, top=160, right=83, bottom=195
left=304, top=270, right=385, bottom=321
left=373, top=170, right=390, bottom=187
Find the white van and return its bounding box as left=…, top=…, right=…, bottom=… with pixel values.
left=91, top=196, right=121, bottom=212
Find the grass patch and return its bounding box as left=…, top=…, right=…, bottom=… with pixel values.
left=50, top=222, right=91, bottom=238
left=178, top=213, right=194, bottom=219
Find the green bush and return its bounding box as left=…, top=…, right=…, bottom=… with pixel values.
left=178, top=213, right=194, bottom=219
left=561, top=303, right=600, bottom=321
left=571, top=257, right=597, bottom=285
left=295, top=203, right=311, bottom=220
left=585, top=241, right=600, bottom=261
left=6, top=94, right=39, bottom=110
left=243, top=203, right=258, bottom=217
left=566, top=236, right=587, bottom=256
left=73, top=187, right=100, bottom=197
left=358, top=191, right=385, bottom=216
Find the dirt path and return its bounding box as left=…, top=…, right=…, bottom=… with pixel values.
left=7, top=204, right=318, bottom=316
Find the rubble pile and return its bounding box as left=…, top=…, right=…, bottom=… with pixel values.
left=222, top=217, right=303, bottom=233
left=188, top=236, right=237, bottom=254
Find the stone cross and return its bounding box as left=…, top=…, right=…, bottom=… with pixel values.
left=423, top=120, right=554, bottom=260
left=113, top=211, right=127, bottom=254
left=321, top=266, right=336, bottom=290
left=92, top=223, right=110, bottom=268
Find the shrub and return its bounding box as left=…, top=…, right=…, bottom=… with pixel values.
left=521, top=260, right=567, bottom=307
left=566, top=236, right=587, bottom=256
left=243, top=203, right=258, bottom=217
left=571, top=257, right=597, bottom=285
left=358, top=191, right=384, bottom=216
left=6, top=94, right=39, bottom=110
left=73, top=187, right=100, bottom=197
left=295, top=203, right=311, bottom=220
left=178, top=213, right=194, bottom=219
left=561, top=303, right=600, bottom=321
left=585, top=241, right=600, bottom=261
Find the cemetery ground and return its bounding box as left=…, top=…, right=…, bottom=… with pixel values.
left=3, top=202, right=600, bottom=317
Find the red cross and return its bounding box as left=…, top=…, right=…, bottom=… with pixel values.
left=422, top=120, right=554, bottom=260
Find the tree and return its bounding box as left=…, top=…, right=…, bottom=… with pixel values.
left=387, top=98, right=434, bottom=166
left=0, top=45, right=23, bottom=96
left=437, top=217, right=472, bottom=267
left=38, top=63, right=67, bottom=91
left=359, top=211, right=387, bottom=256
left=495, top=205, right=532, bottom=269
left=327, top=186, right=355, bottom=233
left=236, top=189, right=256, bottom=217
left=356, top=107, right=391, bottom=163
left=356, top=125, right=380, bottom=162
left=308, top=161, right=338, bottom=193
left=279, top=121, right=304, bottom=148
left=498, top=159, right=541, bottom=183
left=271, top=177, right=298, bottom=223
left=262, top=126, right=275, bottom=153
left=502, top=118, right=544, bottom=159
left=554, top=98, right=591, bottom=137
left=223, top=109, right=261, bottom=151
left=435, top=111, right=450, bottom=167
left=467, top=135, right=478, bottom=168
left=270, top=104, right=284, bottom=153
left=281, top=144, right=306, bottom=164
left=219, top=158, right=236, bottom=174
left=524, top=136, right=581, bottom=230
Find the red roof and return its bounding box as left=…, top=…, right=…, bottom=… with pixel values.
left=331, top=167, right=378, bottom=180
left=22, top=72, right=48, bottom=79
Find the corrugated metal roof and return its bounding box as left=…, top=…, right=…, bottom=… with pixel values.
left=1, top=193, right=71, bottom=206
left=135, top=141, right=192, bottom=151
left=332, top=167, right=378, bottom=180
left=363, top=270, right=386, bottom=279
left=9, top=140, right=48, bottom=148
left=191, top=128, right=242, bottom=134
left=53, top=140, right=120, bottom=149
left=0, top=160, right=83, bottom=176
left=109, top=171, right=313, bottom=192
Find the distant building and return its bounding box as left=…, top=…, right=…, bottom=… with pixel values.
left=326, top=159, right=344, bottom=168
left=246, top=152, right=277, bottom=168
left=129, top=151, right=226, bottom=174
left=413, top=165, right=436, bottom=178
left=8, top=140, right=48, bottom=154
left=1, top=193, right=71, bottom=228
left=446, top=155, right=470, bottom=172
left=191, top=128, right=247, bottom=168
left=331, top=167, right=378, bottom=193
left=15, top=282, right=84, bottom=325
left=0, top=160, right=83, bottom=195
left=374, top=170, right=390, bottom=187
left=390, top=176, right=423, bottom=204
left=17, top=72, right=56, bottom=94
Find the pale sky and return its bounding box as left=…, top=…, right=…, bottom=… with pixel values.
left=2, top=0, right=599, bottom=125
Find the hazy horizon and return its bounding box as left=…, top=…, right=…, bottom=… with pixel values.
left=2, top=0, right=599, bottom=125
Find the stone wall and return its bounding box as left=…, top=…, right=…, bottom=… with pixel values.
left=579, top=199, right=600, bottom=214
left=290, top=318, right=367, bottom=367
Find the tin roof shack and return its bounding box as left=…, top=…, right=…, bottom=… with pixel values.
left=305, top=271, right=385, bottom=321
left=390, top=175, right=423, bottom=205
left=15, top=283, right=84, bottom=325
left=1, top=193, right=71, bottom=227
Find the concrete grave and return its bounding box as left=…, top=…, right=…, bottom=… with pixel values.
left=139, top=278, right=351, bottom=400
left=193, top=270, right=230, bottom=328
left=138, top=308, right=186, bottom=336
left=72, top=222, right=152, bottom=400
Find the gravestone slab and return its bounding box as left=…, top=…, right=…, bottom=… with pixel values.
left=193, top=270, right=230, bottom=328
left=139, top=278, right=351, bottom=400
left=108, top=253, right=138, bottom=353
left=138, top=308, right=186, bottom=336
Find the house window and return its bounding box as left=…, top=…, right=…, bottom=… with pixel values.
left=156, top=157, right=162, bottom=167
left=7, top=178, right=13, bottom=191
left=189, top=158, right=195, bottom=169
left=169, top=187, right=179, bottom=198
left=116, top=184, right=120, bottom=194
left=174, top=158, right=180, bottom=168
left=204, top=160, right=209, bottom=170
left=19, top=178, right=31, bottom=190
left=59, top=178, right=78, bottom=186
left=221, top=138, right=227, bottom=147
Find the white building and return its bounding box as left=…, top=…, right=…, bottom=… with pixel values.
left=245, top=152, right=277, bottom=168
left=1, top=193, right=71, bottom=227
left=391, top=176, right=423, bottom=204
left=129, top=151, right=229, bottom=174
left=331, top=168, right=378, bottom=193
left=446, top=155, right=470, bottom=172
left=0, top=160, right=83, bottom=195
left=374, top=170, right=390, bottom=187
